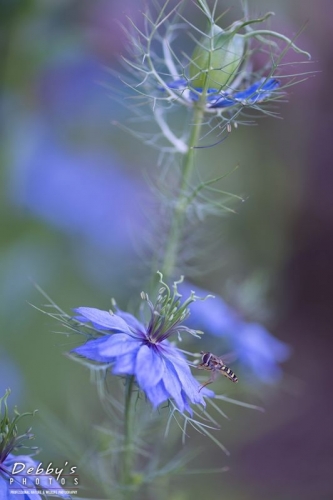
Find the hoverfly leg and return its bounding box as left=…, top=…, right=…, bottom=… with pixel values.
left=198, top=378, right=213, bottom=392
left=198, top=370, right=217, bottom=392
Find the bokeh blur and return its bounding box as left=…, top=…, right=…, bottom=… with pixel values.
left=1, top=0, right=332, bottom=499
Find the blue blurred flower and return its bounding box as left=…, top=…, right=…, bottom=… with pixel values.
left=231, top=322, right=290, bottom=383
left=0, top=454, right=70, bottom=500
left=0, top=391, right=70, bottom=499
left=180, top=283, right=290, bottom=383
left=7, top=52, right=145, bottom=256
left=164, top=77, right=280, bottom=109
left=4, top=51, right=149, bottom=290
left=38, top=57, right=105, bottom=125
left=9, top=125, right=145, bottom=253
left=72, top=279, right=213, bottom=414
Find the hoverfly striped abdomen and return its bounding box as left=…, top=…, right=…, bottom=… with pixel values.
left=220, top=364, right=238, bottom=383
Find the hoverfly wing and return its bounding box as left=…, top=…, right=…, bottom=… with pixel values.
left=216, top=351, right=238, bottom=365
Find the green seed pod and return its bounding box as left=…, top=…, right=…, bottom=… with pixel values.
left=189, top=23, right=245, bottom=89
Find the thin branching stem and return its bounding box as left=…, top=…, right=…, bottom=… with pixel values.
left=160, top=103, right=205, bottom=280
left=121, top=375, right=136, bottom=499
left=160, top=35, right=215, bottom=281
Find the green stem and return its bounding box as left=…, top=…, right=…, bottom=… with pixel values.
left=243, top=30, right=311, bottom=59
left=161, top=103, right=205, bottom=281
left=159, top=19, right=217, bottom=284
left=121, top=375, right=136, bottom=498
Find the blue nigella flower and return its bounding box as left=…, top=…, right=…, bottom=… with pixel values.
left=179, top=283, right=290, bottom=384
left=230, top=321, right=291, bottom=383
left=9, top=126, right=145, bottom=253
left=71, top=276, right=213, bottom=414
left=163, top=77, right=280, bottom=110
left=0, top=454, right=71, bottom=500
left=0, top=390, right=70, bottom=499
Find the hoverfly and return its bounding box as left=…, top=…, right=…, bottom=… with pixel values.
left=197, top=351, right=238, bottom=391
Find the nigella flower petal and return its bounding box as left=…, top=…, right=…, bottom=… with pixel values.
left=208, top=78, right=280, bottom=108
left=236, top=322, right=291, bottom=382
left=200, top=386, right=215, bottom=398
left=158, top=341, right=187, bottom=362
left=232, top=78, right=265, bottom=99
left=74, top=307, right=132, bottom=333
left=135, top=345, right=164, bottom=390
left=260, top=78, right=280, bottom=92
left=144, top=379, right=169, bottom=409
left=233, top=78, right=280, bottom=103
left=169, top=357, right=206, bottom=406
left=112, top=350, right=139, bottom=375
left=207, top=94, right=235, bottom=108
left=162, top=76, right=280, bottom=110
left=254, top=78, right=280, bottom=102
left=7, top=455, right=71, bottom=497
left=72, top=336, right=114, bottom=363
left=240, top=322, right=290, bottom=362
left=189, top=87, right=225, bottom=103
left=0, top=478, right=9, bottom=500
left=98, top=333, right=141, bottom=357
left=180, top=389, right=194, bottom=415
left=114, top=309, right=146, bottom=336
left=162, top=359, right=185, bottom=412
left=2, top=454, right=71, bottom=499
left=166, top=78, right=188, bottom=89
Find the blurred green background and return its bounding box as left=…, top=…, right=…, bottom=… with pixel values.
left=1, top=0, right=332, bottom=499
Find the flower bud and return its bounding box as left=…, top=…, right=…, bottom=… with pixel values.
left=189, top=23, right=245, bottom=89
